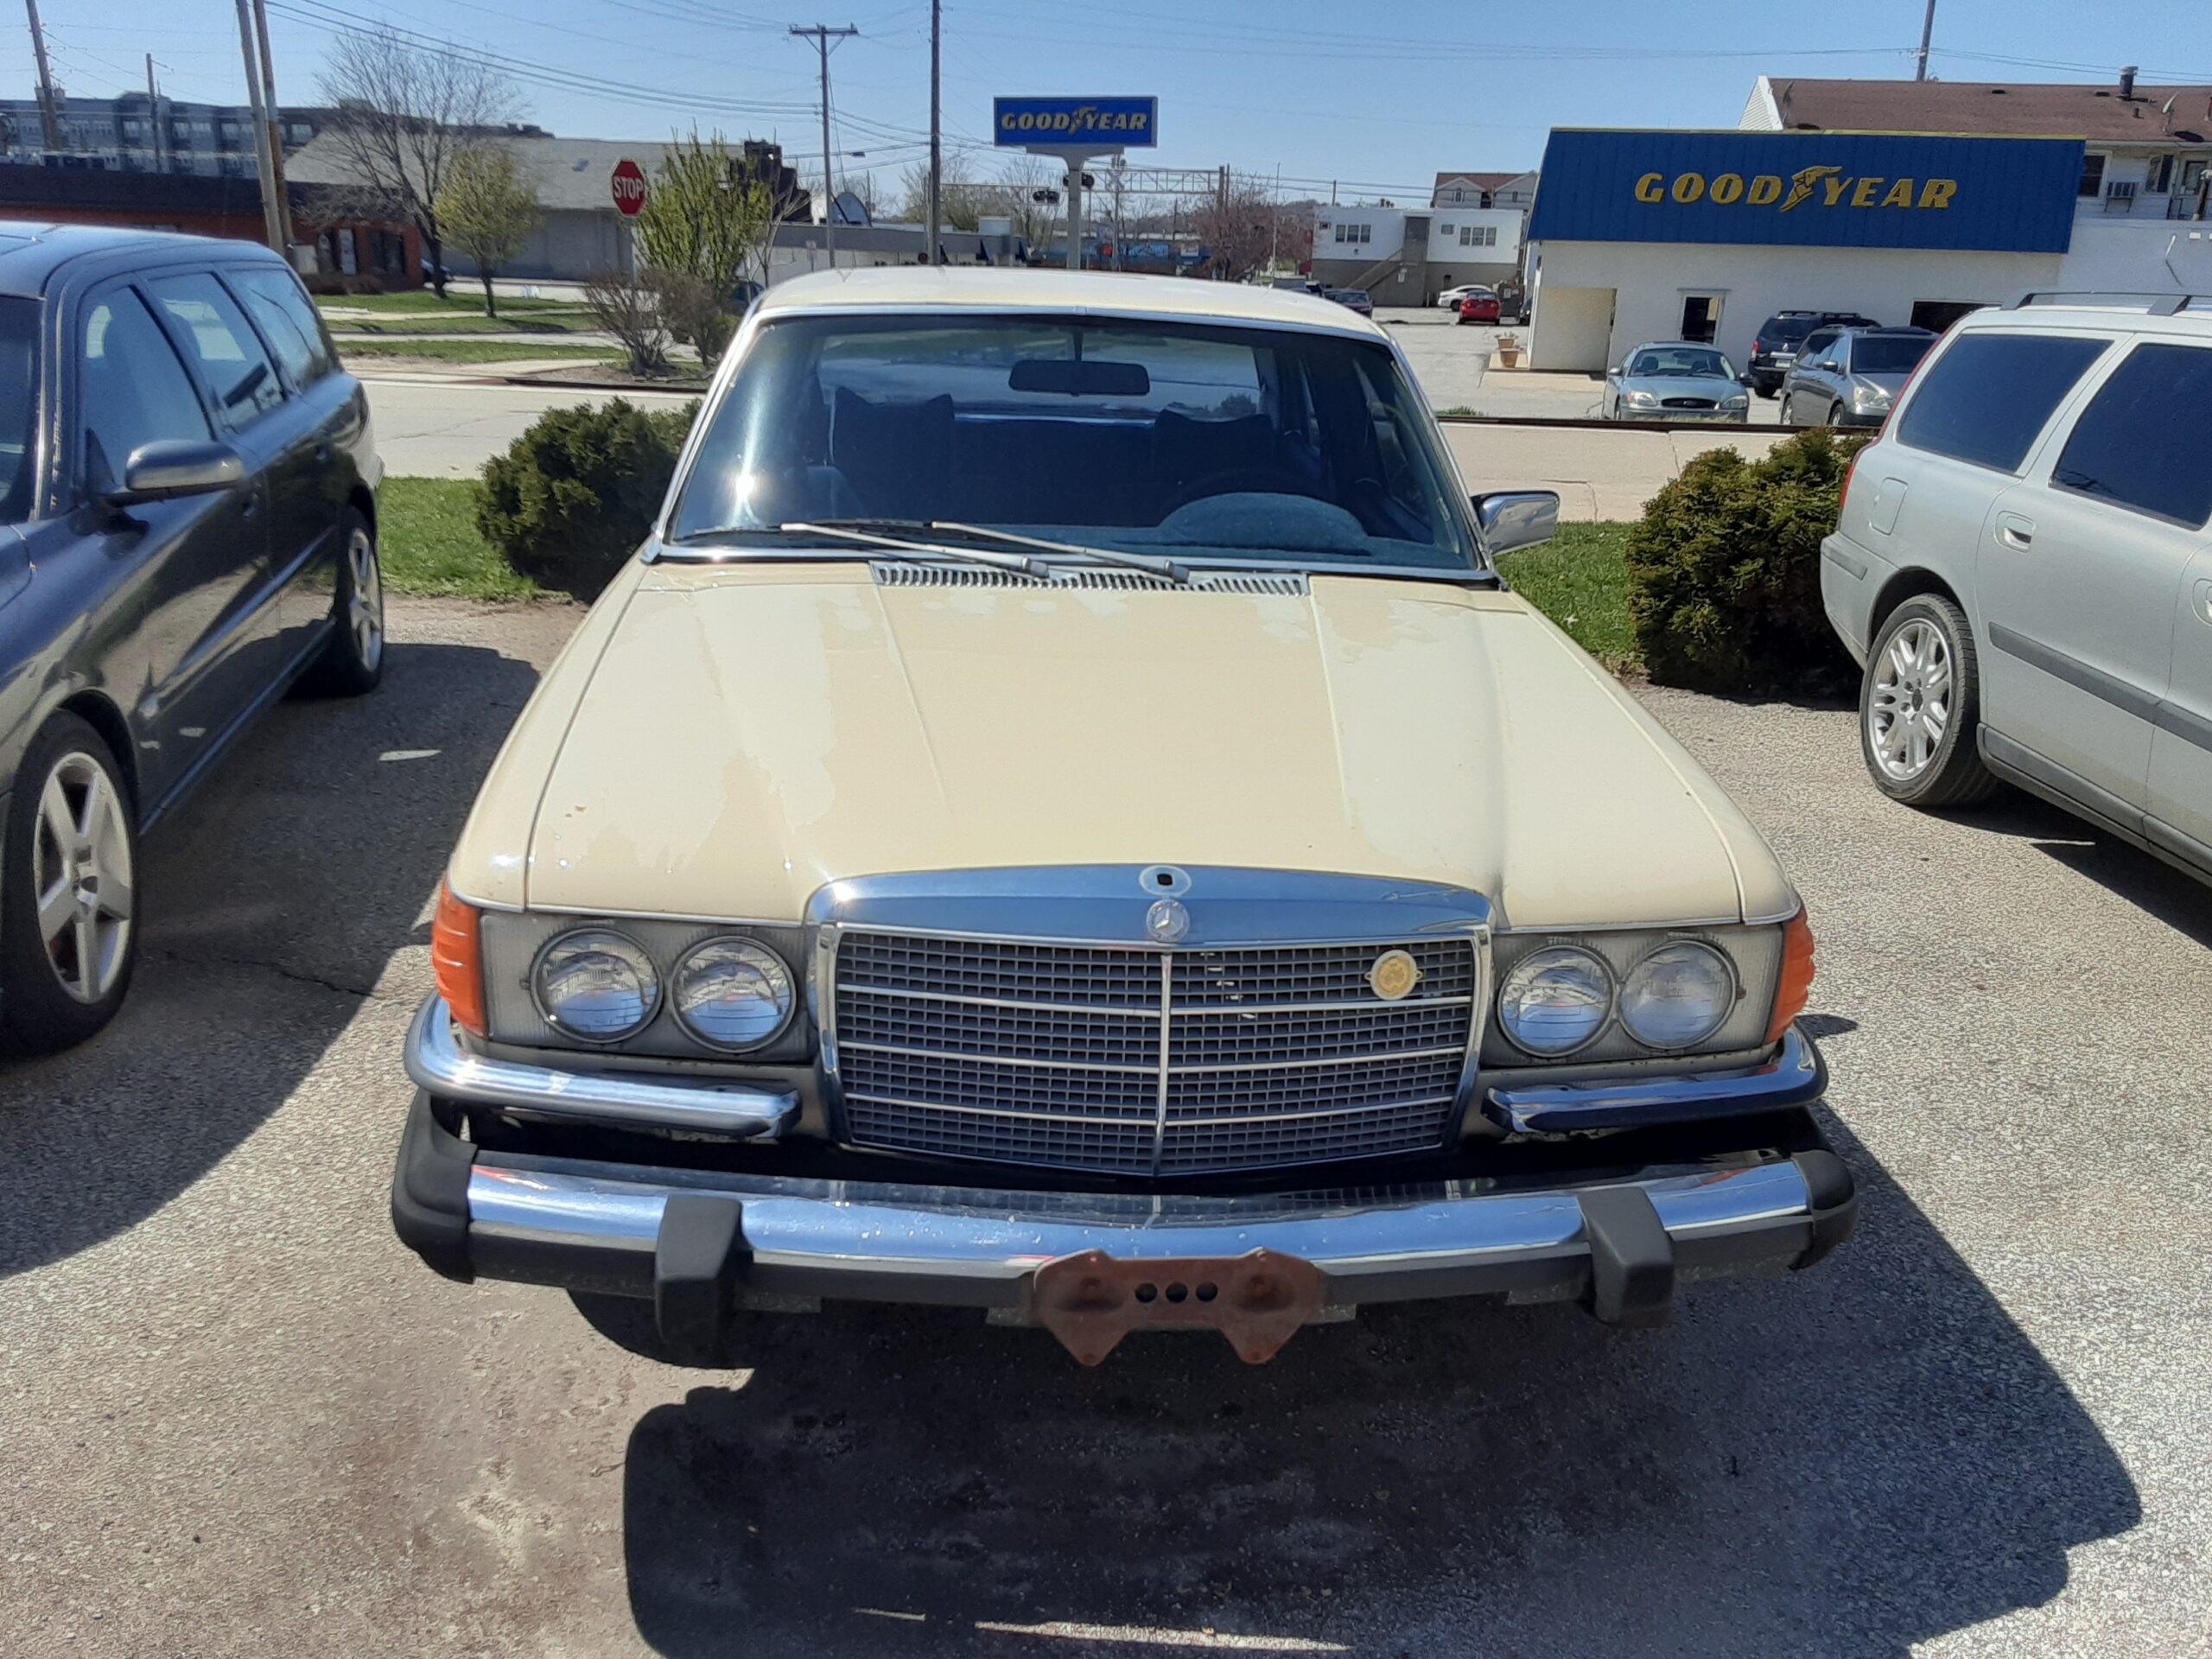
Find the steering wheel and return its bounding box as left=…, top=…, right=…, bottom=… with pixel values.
left=1159, top=467, right=1313, bottom=518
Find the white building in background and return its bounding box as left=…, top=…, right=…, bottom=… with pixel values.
left=1308, top=203, right=1522, bottom=304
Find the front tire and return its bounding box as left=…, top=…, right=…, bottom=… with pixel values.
left=296, top=508, right=385, bottom=697
left=0, top=712, right=138, bottom=1055
left=1860, top=595, right=1999, bottom=808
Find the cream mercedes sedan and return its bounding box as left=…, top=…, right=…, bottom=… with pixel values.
left=391, top=269, right=1852, bottom=1366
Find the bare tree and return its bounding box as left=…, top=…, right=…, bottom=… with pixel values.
left=582, top=270, right=667, bottom=376
left=993, top=152, right=1061, bottom=251
left=1192, top=174, right=1288, bottom=282
left=317, top=28, right=522, bottom=296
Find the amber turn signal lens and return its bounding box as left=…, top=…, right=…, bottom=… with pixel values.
left=1765, top=906, right=1815, bottom=1044
left=431, top=879, right=486, bottom=1037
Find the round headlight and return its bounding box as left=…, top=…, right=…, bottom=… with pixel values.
left=673, top=938, right=796, bottom=1051
left=1619, top=939, right=1735, bottom=1049
left=532, top=927, right=659, bottom=1041
left=1497, top=945, right=1614, bottom=1056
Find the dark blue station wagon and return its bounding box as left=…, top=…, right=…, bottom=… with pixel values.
left=0, top=222, right=385, bottom=1053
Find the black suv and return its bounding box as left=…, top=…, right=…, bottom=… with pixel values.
left=1746, top=309, right=1879, bottom=397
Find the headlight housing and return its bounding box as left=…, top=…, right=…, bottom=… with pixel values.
left=483, top=912, right=808, bottom=1058
left=673, top=938, right=796, bottom=1051
left=1497, top=945, right=1614, bottom=1056
left=1852, top=384, right=1891, bottom=410
left=532, top=926, right=660, bottom=1041
left=1624, top=390, right=1658, bottom=408
left=1485, top=924, right=1788, bottom=1065
left=1618, top=939, right=1736, bottom=1049
left=1723, top=393, right=1749, bottom=410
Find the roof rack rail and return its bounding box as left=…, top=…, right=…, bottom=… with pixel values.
left=2006, top=290, right=2203, bottom=315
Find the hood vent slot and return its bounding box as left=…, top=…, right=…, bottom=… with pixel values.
left=870, top=561, right=1308, bottom=596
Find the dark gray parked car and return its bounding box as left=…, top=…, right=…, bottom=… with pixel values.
left=0, top=222, right=384, bottom=1053
left=1781, top=325, right=1938, bottom=429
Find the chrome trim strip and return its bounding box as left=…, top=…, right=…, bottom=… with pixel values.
left=1149, top=951, right=1174, bottom=1176
left=461, top=1157, right=1817, bottom=1289
left=835, top=1039, right=1469, bottom=1076
left=841, top=982, right=1160, bottom=1018
left=404, top=995, right=800, bottom=1138
left=1482, top=1026, right=1824, bottom=1135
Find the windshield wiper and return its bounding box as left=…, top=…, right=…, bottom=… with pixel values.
left=775, top=520, right=1049, bottom=578
left=925, top=522, right=1191, bottom=586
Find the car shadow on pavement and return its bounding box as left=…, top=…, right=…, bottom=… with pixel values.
left=1966, top=791, right=2212, bottom=950
left=0, top=635, right=541, bottom=1278
left=618, top=1127, right=2139, bottom=1659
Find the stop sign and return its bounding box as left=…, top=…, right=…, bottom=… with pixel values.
left=611, top=157, right=648, bottom=218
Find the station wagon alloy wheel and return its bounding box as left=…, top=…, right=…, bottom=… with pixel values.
left=1867, top=618, right=1952, bottom=782
left=32, top=750, right=135, bottom=1003
left=347, top=524, right=385, bottom=674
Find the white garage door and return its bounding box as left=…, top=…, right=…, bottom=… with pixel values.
left=1532, top=285, right=1616, bottom=372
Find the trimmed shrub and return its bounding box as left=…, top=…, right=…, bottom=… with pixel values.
left=474, top=399, right=697, bottom=599
left=1624, top=426, right=1867, bottom=693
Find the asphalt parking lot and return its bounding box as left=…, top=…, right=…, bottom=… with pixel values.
left=3, top=596, right=2209, bottom=1657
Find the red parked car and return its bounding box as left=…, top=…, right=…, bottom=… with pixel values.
left=1457, top=289, right=1501, bottom=324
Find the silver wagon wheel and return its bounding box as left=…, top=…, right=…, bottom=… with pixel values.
left=31, top=749, right=135, bottom=1002
left=1866, top=617, right=1953, bottom=782
left=346, top=521, right=385, bottom=673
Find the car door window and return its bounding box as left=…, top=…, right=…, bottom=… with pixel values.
left=1801, top=329, right=1839, bottom=367
left=226, top=265, right=335, bottom=388
left=2049, top=342, right=2212, bottom=530
left=80, top=289, right=212, bottom=492
left=145, top=272, right=285, bottom=427
left=1895, top=332, right=2109, bottom=473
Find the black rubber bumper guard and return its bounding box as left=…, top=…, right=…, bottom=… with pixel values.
left=392, top=1092, right=1859, bottom=1347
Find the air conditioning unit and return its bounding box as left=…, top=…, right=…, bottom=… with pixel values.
left=2104, top=181, right=2139, bottom=213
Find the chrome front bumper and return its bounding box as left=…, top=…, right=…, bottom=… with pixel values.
left=391, top=1089, right=1856, bottom=1353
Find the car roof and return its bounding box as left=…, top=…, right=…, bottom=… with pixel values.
left=754, top=265, right=1388, bottom=339
left=1957, top=294, right=2212, bottom=339
left=1840, top=325, right=1935, bottom=337
left=0, top=219, right=290, bottom=299
left=1627, top=340, right=1726, bottom=352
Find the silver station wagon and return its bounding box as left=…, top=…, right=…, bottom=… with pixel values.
left=1822, top=294, right=2212, bottom=880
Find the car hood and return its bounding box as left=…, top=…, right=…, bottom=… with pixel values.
left=1622, top=375, right=1738, bottom=400
left=450, top=559, right=1793, bottom=930
left=1851, top=371, right=1913, bottom=396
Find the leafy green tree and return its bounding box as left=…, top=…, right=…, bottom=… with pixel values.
left=633, top=130, right=774, bottom=368
left=434, top=144, right=542, bottom=316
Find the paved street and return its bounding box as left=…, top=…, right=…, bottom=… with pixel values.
left=3, top=596, right=2208, bottom=1657
left=364, top=372, right=700, bottom=479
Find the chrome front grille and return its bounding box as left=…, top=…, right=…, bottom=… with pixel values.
left=832, top=932, right=1477, bottom=1176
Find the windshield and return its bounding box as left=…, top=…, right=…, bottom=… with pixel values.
left=1764, top=317, right=1815, bottom=343
left=667, top=313, right=1478, bottom=569
left=0, top=298, right=37, bottom=523
left=1627, top=346, right=1734, bottom=380
left=1849, top=334, right=1934, bottom=375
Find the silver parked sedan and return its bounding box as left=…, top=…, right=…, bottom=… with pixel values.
left=1782, top=325, right=1937, bottom=428
left=1604, top=342, right=1750, bottom=423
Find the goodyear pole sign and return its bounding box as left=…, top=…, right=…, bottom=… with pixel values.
left=1527, top=130, right=2082, bottom=252
left=994, top=96, right=1158, bottom=149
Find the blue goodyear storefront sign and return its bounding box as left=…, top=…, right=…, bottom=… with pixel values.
left=995, top=96, right=1158, bottom=149
left=1526, top=130, right=2082, bottom=253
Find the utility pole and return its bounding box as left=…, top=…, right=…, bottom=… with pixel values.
left=145, top=53, right=162, bottom=171
left=1268, top=162, right=1281, bottom=275
left=925, top=0, right=940, bottom=264
left=251, top=0, right=295, bottom=248
left=25, top=0, right=60, bottom=150
left=232, top=0, right=284, bottom=251
left=790, top=23, right=858, bottom=264
left=1217, top=163, right=1229, bottom=280
left=1915, top=0, right=1936, bottom=81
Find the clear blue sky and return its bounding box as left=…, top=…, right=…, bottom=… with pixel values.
left=26, top=0, right=2212, bottom=201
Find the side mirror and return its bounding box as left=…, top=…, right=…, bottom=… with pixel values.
left=1473, top=490, right=1560, bottom=556
left=107, top=440, right=245, bottom=505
